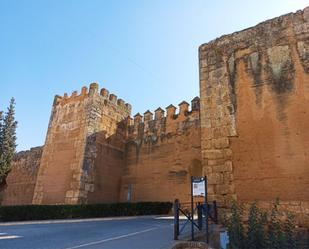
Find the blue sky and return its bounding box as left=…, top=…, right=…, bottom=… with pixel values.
left=0, top=0, right=308, bottom=151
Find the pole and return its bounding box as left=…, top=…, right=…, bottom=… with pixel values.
left=213, top=200, right=218, bottom=224
left=174, top=199, right=179, bottom=240
left=197, top=202, right=202, bottom=230
left=191, top=176, right=194, bottom=241
left=205, top=176, right=209, bottom=244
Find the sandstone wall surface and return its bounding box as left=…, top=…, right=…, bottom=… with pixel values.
left=33, top=83, right=131, bottom=204
left=199, top=7, right=309, bottom=225
left=2, top=146, right=42, bottom=205
left=120, top=99, right=201, bottom=203
left=87, top=129, right=126, bottom=203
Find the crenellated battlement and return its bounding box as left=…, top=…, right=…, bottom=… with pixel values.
left=52, top=82, right=132, bottom=114
left=126, top=97, right=200, bottom=140
left=132, top=96, right=199, bottom=125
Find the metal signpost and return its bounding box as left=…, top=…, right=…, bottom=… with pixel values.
left=191, top=176, right=208, bottom=242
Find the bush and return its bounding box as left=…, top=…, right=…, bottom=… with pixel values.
left=226, top=200, right=297, bottom=249
left=284, top=212, right=297, bottom=249
left=0, top=202, right=172, bottom=222
left=227, top=200, right=245, bottom=249
left=246, top=202, right=267, bottom=249
left=267, top=199, right=285, bottom=249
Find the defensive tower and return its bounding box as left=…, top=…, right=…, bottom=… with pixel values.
left=33, top=83, right=131, bottom=204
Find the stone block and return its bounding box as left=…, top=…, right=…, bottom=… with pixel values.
left=216, top=184, right=234, bottom=195
left=202, top=139, right=213, bottom=149
left=207, top=159, right=225, bottom=166
left=208, top=173, right=224, bottom=184
left=204, top=149, right=224, bottom=159
left=212, top=163, right=233, bottom=173
left=66, top=190, right=74, bottom=198
left=207, top=184, right=215, bottom=194
left=204, top=166, right=212, bottom=174
left=212, top=137, right=229, bottom=149
left=224, top=161, right=233, bottom=170
left=223, top=148, right=233, bottom=159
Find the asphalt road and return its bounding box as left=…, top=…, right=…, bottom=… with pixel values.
left=0, top=216, right=182, bottom=249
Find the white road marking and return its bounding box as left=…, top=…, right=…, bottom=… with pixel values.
left=0, top=235, right=22, bottom=240
left=64, top=227, right=157, bottom=249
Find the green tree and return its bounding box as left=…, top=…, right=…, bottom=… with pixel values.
left=227, top=200, right=245, bottom=249
left=246, top=202, right=258, bottom=249
left=267, top=199, right=285, bottom=249
left=257, top=210, right=268, bottom=249
left=0, top=98, right=17, bottom=191
left=246, top=202, right=267, bottom=249
left=0, top=111, right=3, bottom=153
left=283, top=212, right=297, bottom=249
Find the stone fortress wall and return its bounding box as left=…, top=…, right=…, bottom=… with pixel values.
left=2, top=6, right=309, bottom=227
left=119, top=97, right=201, bottom=203
left=2, top=147, right=42, bottom=205
left=32, top=83, right=131, bottom=204
left=199, top=6, right=309, bottom=225
left=4, top=83, right=200, bottom=205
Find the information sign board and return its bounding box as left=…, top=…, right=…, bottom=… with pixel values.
left=192, top=177, right=206, bottom=197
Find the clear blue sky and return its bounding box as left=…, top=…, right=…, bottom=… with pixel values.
left=0, top=0, right=308, bottom=151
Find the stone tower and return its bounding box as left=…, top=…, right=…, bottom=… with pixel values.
left=32, top=83, right=131, bottom=204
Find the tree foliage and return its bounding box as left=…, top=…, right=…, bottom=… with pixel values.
left=246, top=202, right=267, bottom=249
left=227, top=199, right=297, bottom=249
left=284, top=212, right=297, bottom=249
left=227, top=200, right=245, bottom=249
left=0, top=98, right=17, bottom=190
left=267, top=199, right=283, bottom=249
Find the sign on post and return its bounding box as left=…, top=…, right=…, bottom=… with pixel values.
left=192, top=177, right=206, bottom=197
left=190, top=176, right=208, bottom=243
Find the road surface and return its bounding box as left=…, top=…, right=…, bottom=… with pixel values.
left=0, top=216, right=184, bottom=249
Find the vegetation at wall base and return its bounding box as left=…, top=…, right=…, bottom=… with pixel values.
left=227, top=200, right=245, bottom=249
left=0, top=202, right=172, bottom=222
left=227, top=199, right=298, bottom=249
left=246, top=202, right=267, bottom=249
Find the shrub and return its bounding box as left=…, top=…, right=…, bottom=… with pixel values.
left=283, top=212, right=297, bottom=249
left=227, top=200, right=245, bottom=249
left=246, top=202, right=267, bottom=249
left=226, top=200, right=297, bottom=249
left=267, top=199, right=285, bottom=249
left=0, top=202, right=172, bottom=222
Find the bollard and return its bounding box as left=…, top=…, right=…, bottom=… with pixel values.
left=213, top=200, right=218, bottom=224
left=197, top=203, right=203, bottom=230
left=174, top=199, right=180, bottom=240
left=205, top=203, right=209, bottom=244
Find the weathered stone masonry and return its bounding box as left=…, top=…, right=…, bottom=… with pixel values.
left=28, top=81, right=201, bottom=205
left=120, top=98, right=201, bottom=203
left=2, top=147, right=42, bottom=205
left=32, top=83, right=131, bottom=204
left=199, top=7, right=309, bottom=225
